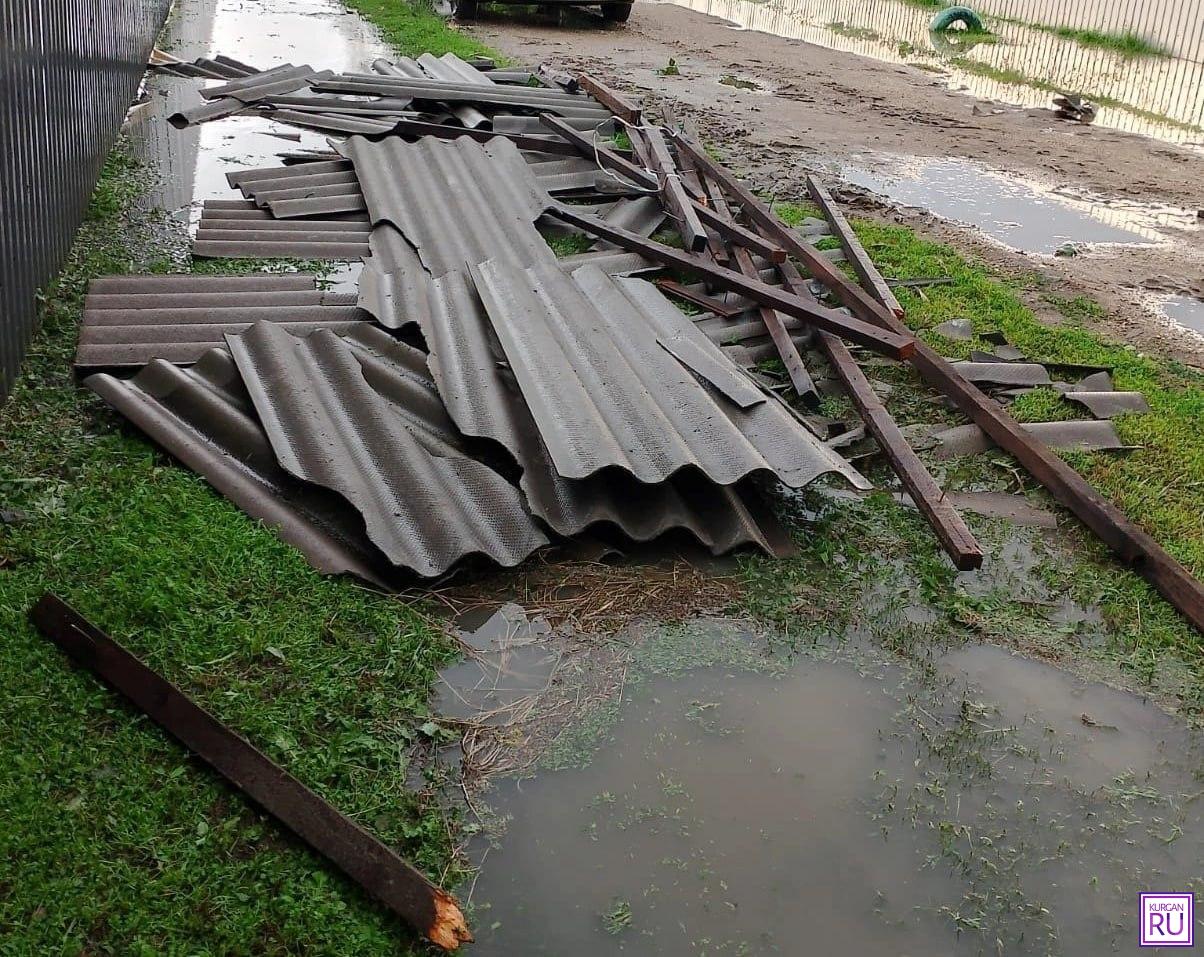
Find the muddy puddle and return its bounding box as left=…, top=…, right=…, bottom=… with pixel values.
left=123, top=0, right=387, bottom=255
left=658, top=0, right=1204, bottom=144
left=840, top=153, right=1196, bottom=254
left=1158, top=294, right=1204, bottom=336
left=461, top=622, right=1203, bottom=955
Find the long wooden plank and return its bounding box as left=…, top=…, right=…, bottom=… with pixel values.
left=701, top=174, right=819, bottom=404
left=808, top=195, right=1204, bottom=631
left=546, top=205, right=916, bottom=359
left=669, top=131, right=898, bottom=329
left=575, top=72, right=642, bottom=125
left=777, top=261, right=983, bottom=568
left=643, top=127, right=708, bottom=253
left=29, top=596, right=473, bottom=950
left=806, top=176, right=904, bottom=319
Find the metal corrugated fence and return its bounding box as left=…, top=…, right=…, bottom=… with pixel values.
left=0, top=0, right=172, bottom=402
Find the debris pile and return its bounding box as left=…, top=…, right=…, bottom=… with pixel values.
left=84, top=53, right=1204, bottom=627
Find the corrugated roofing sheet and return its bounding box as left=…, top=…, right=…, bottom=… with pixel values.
left=84, top=349, right=397, bottom=587
left=226, top=321, right=548, bottom=576
left=199, top=64, right=325, bottom=102
left=337, top=135, right=554, bottom=277
left=468, top=259, right=868, bottom=488
left=375, top=271, right=792, bottom=554
left=75, top=274, right=370, bottom=369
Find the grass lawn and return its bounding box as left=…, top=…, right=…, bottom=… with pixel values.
left=0, top=5, right=505, bottom=954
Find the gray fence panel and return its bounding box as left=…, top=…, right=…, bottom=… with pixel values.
left=0, top=0, right=171, bottom=402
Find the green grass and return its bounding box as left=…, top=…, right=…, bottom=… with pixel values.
left=339, top=0, right=498, bottom=60
left=1039, top=25, right=1168, bottom=57
left=750, top=204, right=1204, bottom=685
left=0, top=4, right=506, bottom=946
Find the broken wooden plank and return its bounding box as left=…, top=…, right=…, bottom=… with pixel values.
left=806, top=176, right=904, bottom=320
left=643, top=126, right=708, bottom=253
left=669, top=131, right=898, bottom=329
left=575, top=73, right=642, bottom=125
left=29, top=595, right=473, bottom=951
left=546, top=204, right=917, bottom=360
left=701, top=173, right=819, bottom=405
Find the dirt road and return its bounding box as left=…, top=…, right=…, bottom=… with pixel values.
left=467, top=1, right=1204, bottom=366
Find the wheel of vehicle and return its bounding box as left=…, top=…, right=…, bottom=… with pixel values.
left=601, top=1, right=633, bottom=22
left=455, top=0, right=478, bottom=19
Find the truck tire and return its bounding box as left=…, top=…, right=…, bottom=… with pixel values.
left=602, top=1, right=633, bottom=22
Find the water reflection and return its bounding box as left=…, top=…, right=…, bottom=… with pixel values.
left=841, top=153, right=1198, bottom=252
left=1160, top=293, right=1204, bottom=335
left=656, top=0, right=1204, bottom=144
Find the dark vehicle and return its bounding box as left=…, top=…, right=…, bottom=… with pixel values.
left=454, top=0, right=634, bottom=22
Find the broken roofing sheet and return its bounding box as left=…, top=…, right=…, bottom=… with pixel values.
left=84, top=349, right=398, bottom=587
left=227, top=321, right=548, bottom=576
left=337, top=135, right=555, bottom=277
left=75, top=274, right=369, bottom=370
left=469, top=259, right=868, bottom=488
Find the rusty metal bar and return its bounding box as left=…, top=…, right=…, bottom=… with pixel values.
left=546, top=205, right=915, bottom=360
left=29, top=595, right=473, bottom=950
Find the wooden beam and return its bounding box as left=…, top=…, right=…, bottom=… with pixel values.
left=538, top=113, right=656, bottom=187
left=778, top=261, right=982, bottom=568
left=538, top=114, right=785, bottom=263
left=29, top=595, right=473, bottom=950
left=808, top=191, right=1204, bottom=631
left=669, top=130, right=898, bottom=329
left=701, top=174, right=819, bottom=404
left=643, top=127, right=708, bottom=252
left=806, top=176, right=904, bottom=320
left=576, top=73, right=642, bottom=125
left=654, top=279, right=744, bottom=318
left=546, top=204, right=916, bottom=360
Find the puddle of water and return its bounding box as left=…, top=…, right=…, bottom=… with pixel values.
left=126, top=0, right=390, bottom=229
left=468, top=655, right=969, bottom=955
left=436, top=604, right=560, bottom=725
left=466, top=625, right=1204, bottom=956
left=841, top=154, right=1184, bottom=253
left=1160, top=293, right=1204, bottom=335
left=657, top=0, right=1204, bottom=144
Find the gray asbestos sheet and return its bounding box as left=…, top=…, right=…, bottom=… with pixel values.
left=469, top=259, right=869, bottom=489
left=226, top=321, right=548, bottom=577
left=1064, top=391, right=1151, bottom=418
left=950, top=361, right=1052, bottom=387
left=932, top=419, right=1129, bottom=458
left=399, top=272, right=794, bottom=555
left=338, top=135, right=553, bottom=277
left=85, top=350, right=397, bottom=587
